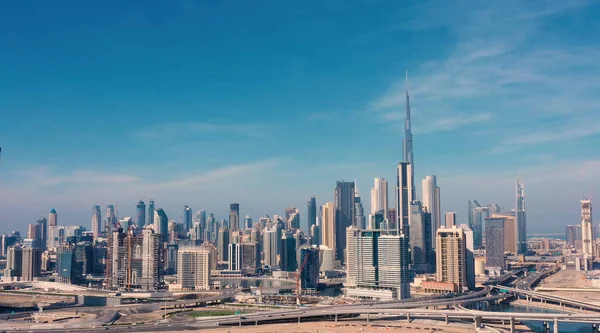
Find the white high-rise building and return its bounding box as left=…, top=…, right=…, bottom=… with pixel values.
left=141, top=228, right=161, bottom=291
left=177, top=247, right=210, bottom=290
left=92, top=205, right=102, bottom=239
left=228, top=243, right=243, bottom=271
left=581, top=199, right=595, bottom=263
left=370, top=177, right=388, bottom=215
left=422, top=175, right=441, bottom=248
left=262, top=228, right=278, bottom=267
left=321, top=202, right=336, bottom=252
left=515, top=179, right=527, bottom=254
left=345, top=226, right=410, bottom=300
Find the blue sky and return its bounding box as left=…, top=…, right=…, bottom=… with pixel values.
left=1, top=0, right=599, bottom=235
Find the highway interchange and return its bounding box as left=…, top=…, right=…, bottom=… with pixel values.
left=4, top=269, right=600, bottom=333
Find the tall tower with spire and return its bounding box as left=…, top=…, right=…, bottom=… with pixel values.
left=515, top=178, right=527, bottom=254
left=354, top=181, right=365, bottom=229
left=403, top=71, right=415, bottom=201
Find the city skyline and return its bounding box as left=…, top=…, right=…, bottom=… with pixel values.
left=1, top=1, right=600, bottom=234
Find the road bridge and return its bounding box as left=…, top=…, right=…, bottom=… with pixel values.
left=199, top=306, right=600, bottom=333
left=493, top=286, right=600, bottom=312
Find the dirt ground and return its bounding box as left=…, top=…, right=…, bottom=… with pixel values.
left=537, top=270, right=600, bottom=303
left=540, top=270, right=592, bottom=288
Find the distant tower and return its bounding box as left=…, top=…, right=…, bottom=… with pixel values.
left=321, top=202, right=336, bottom=256
left=403, top=71, right=415, bottom=201
left=334, top=181, right=355, bottom=262
left=244, top=215, right=253, bottom=229
left=422, top=175, right=441, bottom=247
left=581, top=199, right=594, bottom=261
left=147, top=199, right=155, bottom=227
left=515, top=179, right=527, bottom=254
left=92, top=205, right=102, bottom=239
left=262, top=228, right=278, bottom=267
left=106, top=205, right=117, bottom=231
left=229, top=203, right=240, bottom=231
left=307, top=196, right=317, bottom=231
left=48, top=208, right=57, bottom=227
left=354, top=182, right=366, bottom=229
left=371, top=177, right=389, bottom=215
left=136, top=200, right=146, bottom=228
left=183, top=205, right=192, bottom=232
left=154, top=208, right=169, bottom=243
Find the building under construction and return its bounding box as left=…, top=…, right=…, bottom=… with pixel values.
left=106, top=227, right=143, bottom=290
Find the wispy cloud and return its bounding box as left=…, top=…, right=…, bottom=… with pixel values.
left=135, top=122, right=272, bottom=139
left=368, top=1, right=600, bottom=145
left=14, top=159, right=281, bottom=191
left=415, top=113, right=493, bottom=134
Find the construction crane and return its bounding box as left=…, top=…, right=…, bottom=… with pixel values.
left=296, top=252, right=310, bottom=306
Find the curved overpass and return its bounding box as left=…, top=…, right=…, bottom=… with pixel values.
left=492, top=286, right=600, bottom=312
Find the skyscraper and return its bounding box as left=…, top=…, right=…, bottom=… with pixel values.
left=244, top=215, right=252, bottom=229
left=177, top=247, right=211, bottom=290
left=48, top=208, right=57, bottom=227
left=106, top=205, right=117, bottom=231
left=566, top=225, right=582, bottom=247
left=485, top=217, right=505, bottom=272
left=280, top=231, right=297, bottom=272
left=321, top=202, right=336, bottom=254
left=436, top=227, right=468, bottom=291
left=135, top=200, right=145, bottom=228
left=183, top=205, right=192, bottom=232
left=458, top=224, right=476, bottom=290
left=396, top=162, right=413, bottom=235
left=581, top=199, right=594, bottom=260
left=370, top=177, right=388, bottom=215
left=409, top=201, right=433, bottom=273
left=141, top=228, right=161, bottom=291
left=346, top=226, right=411, bottom=299
left=468, top=200, right=482, bottom=248
left=37, top=217, right=47, bottom=251
left=228, top=243, right=243, bottom=271
left=299, top=246, right=320, bottom=289
left=21, top=246, right=41, bottom=281
left=229, top=203, right=240, bottom=231
left=515, top=179, right=527, bottom=254
left=262, top=228, right=278, bottom=267
left=56, top=244, right=78, bottom=284
left=334, top=181, right=355, bottom=262
left=422, top=175, right=441, bottom=248
left=147, top=199, right=155, bottom=227
left=154, top=208, right=169, bottom=242
left=286, top=208, right=300, bottom=230
left=354, top=184, right=366, bottom=229
left=307, top=196, right=317, bottom=231
left=92, top=205, right=102, bottom=239
left=403, top=72, right=415, bottom=201
left=218, top=227, right=230, bottom=262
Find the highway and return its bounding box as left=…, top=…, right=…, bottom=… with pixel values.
left=493, top=285, right=600, bottom=312
left=9, top=282, right=600, bottom=333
